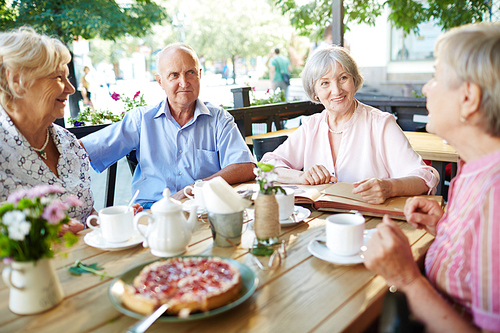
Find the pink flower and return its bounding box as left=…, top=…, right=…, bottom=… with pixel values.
left=252, top=87, right=256, bottom=91
left=42, top=200, right=69, bottom=225
left=7, top=189, right=29, bottom=203
left=65, top=195, right=83, bottom=207
left=133, top=91, right=140, bottom=99
left=111, top=92, right=120, bottom=101
left=266, top=89, right=270, bottom=94
left=3, top=257, right=13, bottom=265
left=28, top=185, right=65, bottom=199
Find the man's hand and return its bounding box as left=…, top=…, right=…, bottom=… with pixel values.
left=404, top=197, right=443, bottom=236
left=132, top=203, right=143, bottom=214
left=171, top=188, right=188, bottom=201
left=299, top=165, right=337, bottom=185
left=353, top=178, right=392, bottom=204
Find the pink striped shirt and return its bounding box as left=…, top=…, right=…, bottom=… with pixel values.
left=425, top=149, right=500, bottom=331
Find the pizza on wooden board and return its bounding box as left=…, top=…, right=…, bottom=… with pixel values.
left=121, top=257, right=242, bottom=317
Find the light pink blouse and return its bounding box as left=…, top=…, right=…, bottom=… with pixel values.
left=261, top=102, right=439, bottom=193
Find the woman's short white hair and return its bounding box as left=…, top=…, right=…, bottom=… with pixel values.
left=435, top=22, right=500, bottom=136
left=0, top=26, right=71, bottom=110
left=302, top=45, right=363, bottom=104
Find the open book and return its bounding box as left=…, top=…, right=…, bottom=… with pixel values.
left=289, top=182, right=443, bottom=220
left=233, top=182, right=443, bottom=220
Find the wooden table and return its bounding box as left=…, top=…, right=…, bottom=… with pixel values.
left=0, top=209, right=433, bottom=333
left=247, top=128, right=458, bottom=196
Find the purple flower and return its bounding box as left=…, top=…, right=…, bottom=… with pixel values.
left=111, top=92, right=120, bottom=101
left=133, top=91, right=140, bottom=99
left=42, top=200, right=69, bottom=224
left=73, top=121, right=84, bottom=127
left=65, top=195, right=83, bottom=207
left=3, top=257, right=13, bottom=265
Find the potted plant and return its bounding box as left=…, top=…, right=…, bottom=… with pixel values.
left=67, top=91, right=147, bottom=138
left=253, top=162, right=286, bottom=245
left=0, top=185, right=81, bottom=315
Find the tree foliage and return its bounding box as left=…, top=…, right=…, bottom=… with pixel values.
left=274, top=0, right=492, bottom=38
left=0, top=0, right=168, bottom=44
left=184, top=0, right=290, bottom=60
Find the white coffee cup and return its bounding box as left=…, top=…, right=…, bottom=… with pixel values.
left=183, top=181, right=205, bottom=209
left=325, top=213, right=365, bottom=256
left=86, top=205, right=134, bottom=243
left=275, top=187, right=295, bottom=220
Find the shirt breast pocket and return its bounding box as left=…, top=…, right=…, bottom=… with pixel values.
left=194, top=148, right=220, bottom=176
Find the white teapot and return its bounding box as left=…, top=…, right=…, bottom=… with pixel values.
left=134, top=188, right=198, bottom=257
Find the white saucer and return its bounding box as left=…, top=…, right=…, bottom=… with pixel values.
left=280, top=206, right=311, bottom=227
left=182, top=200, right=207, bottom=214
left=84, top=225, right=146, bottom=251
left=307, top=229, right=376, bottom=265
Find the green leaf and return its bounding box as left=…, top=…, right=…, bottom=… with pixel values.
left=250, top=244, right=275, bottom=256
left=68, top=262, right=104, bottom=276
left=68, top=260, right=113, bottom=280
left=257, top=162, right=274, bottom=172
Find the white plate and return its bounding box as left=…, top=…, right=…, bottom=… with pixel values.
left=182, top=200, right=207, bottom=214
left=307, top=229, right=376, bottom=265
left=84, top=225, right=146, bottom=251
left=280, top=206, right=311, bottom=227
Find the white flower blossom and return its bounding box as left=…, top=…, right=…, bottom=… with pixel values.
left=2, top=210, right=27, bottom=226
left=8, top=221, right=31, bottom=241
left=40, top=197, right=51, bottom=205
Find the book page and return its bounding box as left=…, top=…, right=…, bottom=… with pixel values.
left=276, top=184, right=331, bottom=204
left=321, top=182, right=366, bottom=202
left=314, top=193, right=443, bottom=218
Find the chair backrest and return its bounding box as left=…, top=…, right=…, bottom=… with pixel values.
left=253, top=135, right=288, bottom=161
left=126, top=149, right=138, bottom=175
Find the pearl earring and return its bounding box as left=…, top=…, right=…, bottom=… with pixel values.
left=460, top=115, right=466, bottom=123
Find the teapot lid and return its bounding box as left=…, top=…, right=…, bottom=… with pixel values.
left=151, top=188, right=181, bottom=213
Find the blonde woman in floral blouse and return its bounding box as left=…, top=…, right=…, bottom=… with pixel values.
left=0, top=27, right=94, bottom=233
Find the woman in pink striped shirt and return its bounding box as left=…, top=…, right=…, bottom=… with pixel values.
left=364, top=22, right=500, bottom=332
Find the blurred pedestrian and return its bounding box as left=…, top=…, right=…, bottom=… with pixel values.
left=269, top=48, right=292, bottom=100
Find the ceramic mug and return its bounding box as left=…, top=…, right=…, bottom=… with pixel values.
left=275, top=188, right=295, bottom=220
left=86, top=205, right=134, bottom=243
left=325, top=213, right=365, bottom=256
left=183, top=181, right=206, bottom=209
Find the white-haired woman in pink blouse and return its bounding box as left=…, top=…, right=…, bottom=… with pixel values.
left=261, top=45, right=439, bottom=204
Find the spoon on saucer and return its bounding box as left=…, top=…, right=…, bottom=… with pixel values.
left=127, top=190, right=140, bottom=213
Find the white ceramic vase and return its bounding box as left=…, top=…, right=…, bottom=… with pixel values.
left=2, top=258, right=64, bottom=315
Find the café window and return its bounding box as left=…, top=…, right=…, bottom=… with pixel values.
left=390, top=20, right=443, bottom=61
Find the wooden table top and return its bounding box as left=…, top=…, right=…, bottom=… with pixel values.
left=0, top=209, right=433, bottom=333
left=246, top=128, right=458, bottom=163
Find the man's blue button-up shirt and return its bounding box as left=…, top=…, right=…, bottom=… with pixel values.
left=81, top=98, right=255, bottom=205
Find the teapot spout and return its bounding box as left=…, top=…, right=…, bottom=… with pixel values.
left=187, top=205, right=198, bottom=232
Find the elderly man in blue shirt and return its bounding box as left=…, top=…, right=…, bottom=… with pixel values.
left=80, top=43, right=256, bottom=208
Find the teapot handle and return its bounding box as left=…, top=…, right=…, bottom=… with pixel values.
left=134, top=212, right=154, bottom=248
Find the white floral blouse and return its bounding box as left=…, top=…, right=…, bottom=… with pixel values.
left=0, top=106, right=94, bottom=223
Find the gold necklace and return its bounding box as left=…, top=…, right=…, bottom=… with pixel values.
left=31, top=129, right=49, bottom=159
